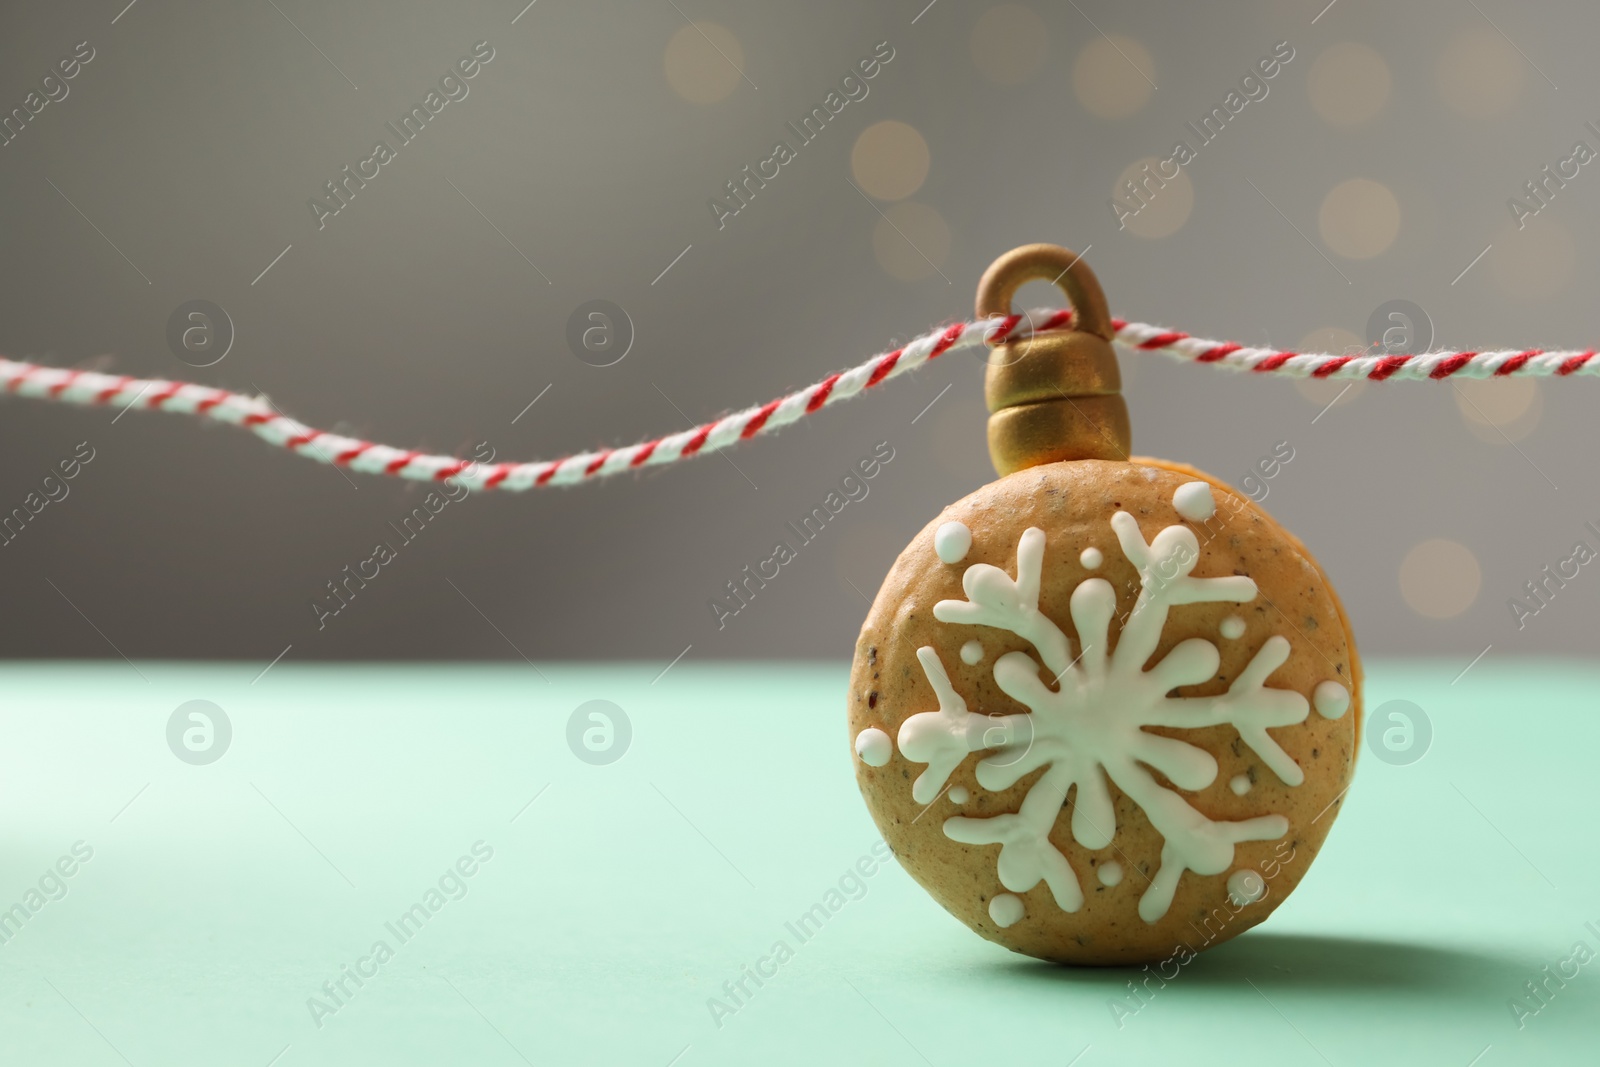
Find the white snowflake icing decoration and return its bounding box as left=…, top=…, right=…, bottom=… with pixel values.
left=896, top=491, right=1311, bottom=923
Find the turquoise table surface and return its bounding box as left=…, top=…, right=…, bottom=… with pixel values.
left=0, top=660, right=1595, bottom=1066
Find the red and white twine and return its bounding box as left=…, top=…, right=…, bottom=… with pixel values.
left=2, top=311, right=1593, bottom=491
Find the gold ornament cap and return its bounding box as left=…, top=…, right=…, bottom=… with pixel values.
left=976, top=244, right=1131, bottom=475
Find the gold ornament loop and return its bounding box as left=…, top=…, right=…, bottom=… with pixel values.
left=974, top=243, right=1114, bottom=341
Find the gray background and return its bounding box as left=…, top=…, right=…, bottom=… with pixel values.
left=0, top=0, right=1594, bottom=665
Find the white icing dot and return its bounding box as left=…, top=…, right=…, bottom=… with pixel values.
left=989, top=893, right=1025, bottom=927
left=934, top=521, right=972, bottom=564
left=1229, top=774, right=1252, bottom=796
left=1313, top=680, right=1351, bottom=719
left=1080, top=546, right=1104, bottom=569
left=1173, top=480, right=1216, bottom=522
left=1220, top=615, right=1246, bottom=640
left=1227, top=868, right=1267, bottom=906
left=1097, top=861, right=1123, bottom=887
left=948, top=786, right=969, bottom=804
left=855, top=728, right=892, bottom=767
left=959, top=639, right=983, bottom=665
